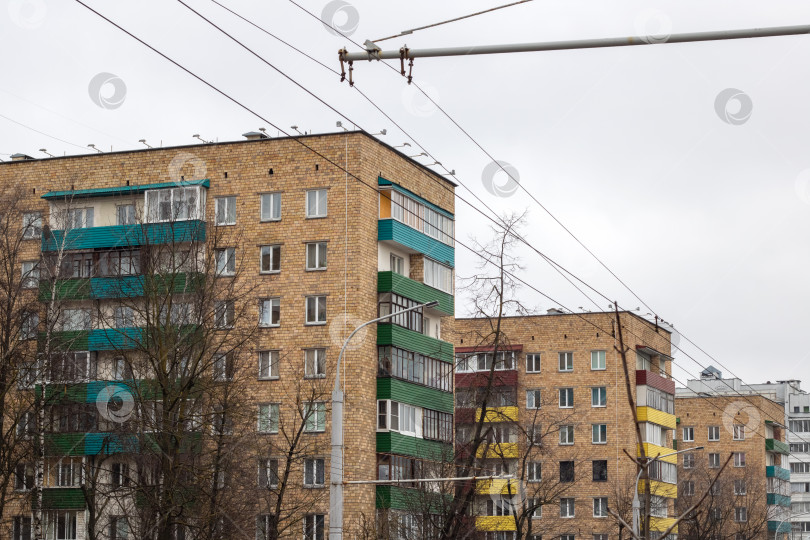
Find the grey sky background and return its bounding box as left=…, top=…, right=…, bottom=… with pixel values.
left=2, top=0, right=809, bottom=388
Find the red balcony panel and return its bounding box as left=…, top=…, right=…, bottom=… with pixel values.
left=456, top=407, right=475, bottom=424
left=636, top=369, right=676, bottom=394
left=455, top=370, right=518, bottom=388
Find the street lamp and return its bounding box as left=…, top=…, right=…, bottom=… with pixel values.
left=777, top=509, right=810, bottom=540
left=329, top=300, right=439, bottom=540
left=632, top=446, right=704, bottom=538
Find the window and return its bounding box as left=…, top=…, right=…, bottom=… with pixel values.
left=592, top=387, right=607, bottom=407
left=560, top=425, right=574, bottom=445
left=21, top=261, right=39, bottom=288
left=708, top=425, right=720, bottom=441
left=61, top=207, right=94, bottom=229
left=683, top=480, right=695, bottom=496
left=215, top=196, right=236, bottom=225
left=100, top=250, right=140, bottom=276
left=15, top=463, right=34, bottom=490
left=733, top=424, right=745, bottom=440
left=559, top=388, right=574, bottom=408
left=682, top=426, right=694, bottom=442
left=303, top=514, right=324, bottom=540
left=22, top=212, right=41, bottom=239
left=734, top=507, right=747, bottom=522
left=527, top=499, right=542, bottom=519
left=260, top=193, right=281, bottom=221
left=486, top=497, right=515, bottom=517
left=593, top=460, right=608, bottom=482
left=259, top=298, right=280, bottom=327
left=379, top=346, right=451, bottom=392
left=592, top=424, right=607, bottom=444
left=16, top=413, right=34, bottom=439
left=559, top=351, right=573, bottom=371
left=109, top=516, right=129, bottom=540
left=258, top=351, right=279, bottom=379
left=593, top=536, right=608, bottom=540
left=49, top=352, right=93, bottom=382
left=593, top=497, right=608, bottom=518
left=378, top=292, right=424, bottom=333
left=111, top=462, right=130, bottom=488
left=527, top=462, right=541, bottom=482
left=526, top=353, right=541, bottom=373
left=733, top=452, right=746, bottom=467
left=20, top=311, right=38, bottom=340
left=306, top=242, right=327, bottom=270
left=734, top=479, right=746, bottom=495
left=560, top=461, right=574, bottom=482
left=378, top=400, right=421, bottom=437
left=306, top=189, right=328, bottom=218
left=61, top=308, right=91, bottom=331
left=258, top=404, right=279, bottom=433
left=260, top=245, right=281, bottom=273
left=304, top=402, right=326, bottom=432
left=424, top=258, right=452, bottom=293
left=649, top=459, right=677, bottom=483
left=116, top=204, right=135, bottom=225
left=526, top=389, right=541, bottom=409
left=423, top=409, right=453, bottom=442
left=708, top=453, right=720, bottom=468
left=49, top=511, right=77, bottom=540
left=259, top=459, right=279, bottom=488
left=683, top=453, right=695, bottom=469
left=790, top=443, right=810, bottom=453
left=213, top=353, right=233, bottom=381
left=644, top=386, right=675, bottom=414
left=527, top=425, right=543, bottom=446
left=304, top=458, right=325, bottom=487
left=113, top=306, right=134, bottom=328
left=305, top=296, right=326, bottom=325
left=560, top=498, right=575, bottom=518
left=145, top=186, right=203, bottom=222
left=305, top=349, right=326, bottom=378
left=13, top=516, right=31, bottom=540
left=390, top=253, right=404, bottom=275
left=57, top=460, right=81, bottom=487
left=215, top=248, right=235, bottom=276
left=256, top=514, right=274, bottom=540
left=792, top=463, right=810, bottom=473
left=591, top=350, right=606, bottom=370
left=791, top=420, right=810, bottom=432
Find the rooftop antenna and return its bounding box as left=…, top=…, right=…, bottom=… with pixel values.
left=87, top=144, right=103, bottom=153
left=394, top=142, right=411, bottom=148
left=258, top=128, right=267, bottom=135
left=442, top=169, right=456, bottom=176
left=291, top=126, right=303, bottom=135
left=371, top=129, right=387, bottom=136
left=336, top=121, right=349, bottom=132
left=138, top=139, right=153, bottom=148
left=193, top=134, right=211, bottom=144
left=408, top=152, right=427, bottom=159
left=39, top=149, right=55, bottom=157
left=425, top=160, right=442, bottom=167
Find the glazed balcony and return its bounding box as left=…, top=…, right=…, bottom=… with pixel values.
left=377, top=271, right=453, bottom=315
left=42, top=220, right=205, bottom=252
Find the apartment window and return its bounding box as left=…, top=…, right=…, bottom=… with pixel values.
left=304, top=402, right=326, bottom=432
left=733, top=424, right=745, bottom=440
left=116, top=204, right=135, bottom=225
left=111, top=462, right=130, bottom=488
left=734, top=507, right=747, bottom=522
left=213, top=300, right=235, bottom=329
left=708, top=453, right=720, bottom=468
left=215, top=196, right=236, bottom=225
left=305, top=189, right=328, bottom=218
left=424, top=258, right=453, bottom=293
left=61, top=308, right=91, bottom=331
left=61, top=207, right=94, bottom=229
left=423, top=409, right=452, bottom=442
left=259, top=298, right=280, bottom=327
left=20, top=311, right=38, bottom=340
left=558, top=351, right=573, bottom=371
left=379, top=346, right=451, bottom=392
left=306, top=242, right=327, bottom=270
left=527, top=462, right=541, bottom=482
left=260, top=245, right=281, bottom=273
left=213, top=353, right=233, bottom=381
left=113, top=306, right=134, bottom=329
left=387, top=189, right=454, bottom=246
left=109, top=516, right=129, bottom=540
left=259, top=459, right=279, bottom=488
left=526, top=353, right=541, bottom=373
left=560, top=425, right=574, bottom=445
left=792, top=463, right=810, bottom=473
left=591, top=350, right=606, bottom=370
left=790, top=443, right=810, bottom=453
left=486, top=497, right=515, bottom=517
left=378, top=292, right=424, bottom=333
left=215, top=248, right=235, bottom=276
left=593, top=497, right=608, bottom=518
left=21, top=261, right=39, bottom=288
left=682, top=426, right=694, bottom=442
left=258, top=351, right=279, bottom=379
left=526, top=389, right=542, bottom=409
left=560, top=461, right=574, bottom=483
left=560, top=498, right=575, bottom=518
left=683, top=453, right=695, bottom=469
left=258, top=404, right=279, bottom=433
left=592, top=424, right=607, bottom=444
left=593, top=460, right=608, bottom=482
left=303, top=514, right=325, bottom=540
left=260, top=193, right=281, bottom=221
left=593, top=536, right=608, bottom=540
left=527, top=425, right=543, bottom=446
left=14, top=463, right=34, bottom=490
left=708, top=425, right=720, bottom=441
left=591, top=387, right=607, bottom=407
left=100, top=250, right=140, bottom=276
left=305, top=349, right=326, bottom=378
left=305, top=296, right=326, bottom=325
left=22, top=212, right=41, bottom=239
left=683, top=480, right=695, bottom=496
left=49, top=352, right=93, bottom=382
left=304, top=458, right=325, bottom=487
left=734, top=479, right=747, bottom=495
left=390, top=253, right=404, bottom=275
left=57, top=460, right=81, bottom=487
left=145, top=186, right=203, bottom=222
left=48, top=511, right=77, bottom=540
left=256, top=514, right=275, bottom=540
left=13, top=516, right=31, bottom=540
left=527, top=498, right=542, bottom=518
left=559, top=387, right=574, bottom=408
left=16, top=412, right=34, bottom=439
left=733, top=452, right=746, bottom=467
left=791, top=420, right=810, bottom=432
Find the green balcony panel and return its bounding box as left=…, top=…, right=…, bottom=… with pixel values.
left=88, top=327, right=143, bottom=351
left=376, top=324, right=453, bottom=364
left=768, top=520, right=791, bottom=533
left=41, top=488, right=86, bottom=509
left=376, top=431, right=451, bottom=461
left=42, top=220, right=206, bottom=252
left=41, top=179, right=209, bottom=200
left=45, top=433, right=88, bottom=457
left=377, top=378, right=453, bottom=413
left=40, top=330, right=90, bottom=351
left=766, top=493, right=791, bottom=507
left=375, top=485, right=448, bottom=512
left=766, top=465, right=791, bottom=481
left=766, top=438, right=790, bottom=455
left=378, top=219, right=454, bottom=268
left=39, top=279, right=91, bottom=301
left=378, top=271, right=453, bottom=315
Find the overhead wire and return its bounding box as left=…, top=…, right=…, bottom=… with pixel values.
left=0, top=113, right=88, bottom=152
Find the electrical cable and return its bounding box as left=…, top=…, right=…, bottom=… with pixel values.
left=0, top=113, right=88, bottom=151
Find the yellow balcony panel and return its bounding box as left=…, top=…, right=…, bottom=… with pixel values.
left=638, top=443, right=677, bottom=464
left=637, top=406, right=676, bottom=429
left=649, top=516, right=678, bottom=533
left=475, top=516, right=516, bottom=531
left=638, top=480, right=678, bottom=498
left=475, top=478, right=520, bottom=495
left=476, top=442, right=518, bottom=459
left=476, top=406, right=519, bottom=423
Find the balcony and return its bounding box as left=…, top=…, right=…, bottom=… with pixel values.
left=475, top=516, right=516, bottom=532
left=475, top=478, right=520, bottom=496
left=42, top=220, right=205, bottom=252
left=378, top=219, right=454, bottom=268
left=45, top=432, right=139, bottom=456
left=44, top=327, right=142, bottom=351
left=648, top=517, right=677, bottom=533
left=767, top=465, right=791, bottom=481
left=476, top=442, right=518, bottom=459
left=376, top=323, right=454, bottom=363
left=766, top=438, right=790, bottom=455
left=40, top=273, right=202, bottom=301
left=39, top=488, right=85, bottom=510
left=768, top=521, right=791, bottom=533
left=637, top=406, right=677, bottom=429
left=636, top=369, right=676, bottom=394
left=639, top=480, right=678, bottom=498
left=377, top=271, right=453, bottom=315
left=375, top=431, right=450, bottom=461
left=476, top=406, right=519, bottom=423
left=455, top=370, right=518, bottom=389
left=377, top=377, right=453, bottom=414
left=639, top=443, right=678, bottom=463
left=767, top=493, right=791, bottom=507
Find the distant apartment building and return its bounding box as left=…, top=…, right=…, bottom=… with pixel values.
left=450, top=310, right=677, bottom=539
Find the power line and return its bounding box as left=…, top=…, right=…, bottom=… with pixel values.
left=0, top=113, right=88, bottom=151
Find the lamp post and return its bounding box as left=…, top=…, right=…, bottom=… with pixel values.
left=329, top=300, right=439, bottom=540
left=777, top=509, right=810, bottom=540
left=632, top=446, right=704, bottom=538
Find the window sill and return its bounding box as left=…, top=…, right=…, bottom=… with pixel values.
left=259, top=271, right=281, bottom=275
left=304, top=430, right=326, bottom=434
left=559, top=406, right=574, bottom=409
left=257, top=431, right=279, bottom=435
left=592, top=441, right=608, bottom=445
left=259, top=324, right=280, bottom=329
left=526, top=371, right=541, bottom=374
left=305, top=322, right=327, bottom=326
left=258, top=376, right=280, bottom=381
left=260, top=219, right=281, bottom=223
left=215, top=223, right=237, bottom=227
left=305, top=268, right=327, bottom=272
left=591, top=367, right=607, bottom=371
left=305, top=375, right=327, bottom=379
left=592, top=405, right=606, bottom=408
left=305, top=215, right=328, bottom=220
left=558, top=370, right=574, bottom=373
left=303, top=485, right=326, bottom=489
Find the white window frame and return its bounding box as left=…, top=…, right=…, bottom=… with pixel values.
left=304, top=348, right=326, bottom=379
left=527, top=462, right=541, bottom=482
left=260, top=193, right=281, bottom=222
left=259, top=298, right=280, bottom=327
left=708, top=425, right=720, bottom=441
left=215, top=248, right=236, bottom=276
left=20, top=311, right=39, bottom=341
left=22, top=212, right=42, bottom=239
left=260, top=245, right=281, bottom=274
left=258, top=351, right=279, bottom=379
left=305, top=189, right=328, bottom=218
left=304, top=402, right=326, bottom=433
left=116, top=204, right=136, bottom=225
left=303, top=458, right=325, bottom=488
left=592, top=424, right=607, bottom=444
left=526, top=389, right=541, bottom=409
left=214, top=300, right=235, bottom=329
left=708, top=453, right=720, bottom=468
left=61, top=308, right=92, bottom=331
left=733, top=452, right=746, bottom=467
left=683, top=453, right=695, bottom=469
left=145, top=186, right=204, bottom=223
left=591, top=387, right=607, bottom=407
left=593, top=497, right=608, bottom=518
left=734, top=479, right=747, bottom=495
left=390, top=253, right=404, bottom=275
left=682, top=426, right=694, bottom=442
left=560, top=498, right=575, bottom=518
left=305, top=296, right=327, bottom=325
left=306, top=242, right=327, bottom=271
left=526, top=353, right=541, bottom=373
left=257, top=404, right=279, bottom=433
left=423, top=258, right=453, bottom=294
left=559, top=351, right=573, bottom=372
left=559, top=425, right=574, bottom=445
left=258, top=459, right=279, bottom=489
left=683, top=480, right=695, bottom=496
left=21, top=261, right=39, bottom=289
left=215, top=196, right=237, bottom=225
left=591, top=350, right=606, bottom=370
left=559, top=388, right=574, bottom=408
left=733, top=424, right=745, bottom=441
left=734, top=506, right=747, bottom=522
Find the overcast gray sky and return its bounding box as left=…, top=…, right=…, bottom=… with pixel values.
left=2, top=0, right=809, bottom=387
